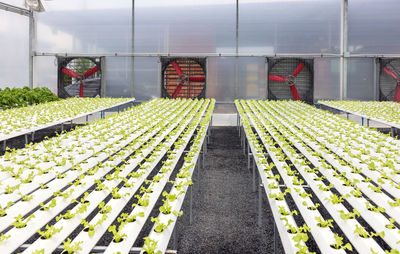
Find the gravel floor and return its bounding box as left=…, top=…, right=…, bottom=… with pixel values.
left=175, top=126, right=284, bottom=254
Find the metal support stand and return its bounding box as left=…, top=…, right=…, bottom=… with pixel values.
left=366, top=118, right=370, bottom=127
left=86, top=115, right=89, bottom=123
left=391, top=127, right=396, bottom=137
left=361, top=117, right=364, bottom=126
left=203, top=140, right=207, bottom=155
left=202, top=148, right=205, bottom=170
left=31, top=132, right=35, bottom=142
left=61, top=123, right=64, bottom=132
left=3, top=141, right=6, bottom=151
left=189, top=185, right=193, bottom=225
left=346, top=112, right=349, bottom=120
left=172, top=227, right=177, bottom=250
left=24, top=134, right=28, bottom=144
left=247, top=144, right=252, bottom=170
left=252, top=157, right=256, bottom=192
left=274, top=223, right=278, bottom=254
left=258, top=183, right=262, bottom=227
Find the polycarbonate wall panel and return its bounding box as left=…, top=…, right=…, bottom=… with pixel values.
left=33, top=56, right=58, bottom=93
left=314, top=58, right=340, bottom=101
left=207, top=57, right=235, bottom=101
left=0, top=11, right=29, bottom=88
left=105, top=57, right=132, bottom=98
left=239, top=0, right=340, bottom=54
left=346, top=58, right=374, bottom=101
left=134, top=0, right=236, bottom=54
left=348, top=0, right=400, bottom=54
left=36, top=0, right=132, bottom=54
left=1, top=0, right=27, bottom=9
left=133, top=57, right=160, bottom=101
left=238, top=57, right=266, bottom=99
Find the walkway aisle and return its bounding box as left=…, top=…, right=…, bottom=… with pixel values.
left=176, top=126, right=280, bottom=254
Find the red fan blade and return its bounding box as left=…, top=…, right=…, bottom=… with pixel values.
left=383, top=66, right=399, bottom=80
left=394, top=83, right=400, bottom=102
left=83, top=66, right=99, bottom=78
left=62, top=68, right=81, bottom=78
left=189, top=76, right=205, bottom=82
left=289, top=85, right=301, bottom=101
left=292, top=62, right=305, bottom=77
left=171, top=61, right=183, bottom=76
left=269, top=75, right=286, bottom=82
left=79, top=81, right=84, bottom=97
left=172, top=84, right=183, bottom=98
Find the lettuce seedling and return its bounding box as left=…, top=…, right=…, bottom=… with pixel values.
left=108, top=225, right=127, bottom=242
left=37, top=225, right=63, bottom=239
left=12, top=214, right=35, bottom=228
left=331, top=233, right=352, bottom=250
left=62, top=238, right=83, bottom=254
left=142, top=237, right=162, bottom=254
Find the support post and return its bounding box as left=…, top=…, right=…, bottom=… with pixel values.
left=367, top=118, right=370, bottom=127
left=252, top=157, right=256, bottom=192
left=189, top=185, right=193, bottom=225
left=61, top=123, right=64, bottom=132
left=3, top=141, right=6, bottom=151
left=339, top=0, right=348, bottom=100
left=247, top=144, right=251, bottom=169
left=31, top=132, right=35, bottom=142
left=391, top=127, right=396, bottom=137
left=274, top=223, right=278, bottom=254
left=258, top=183, right=262, bottom=227
left=25, top=134, right=28, bottom=144
left=86, top=115, right=89, bottom=123
left=361, top=117, right=364, bottom=126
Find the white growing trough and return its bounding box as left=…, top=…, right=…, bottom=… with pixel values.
left=0, top=98, right=214, bottom=254
left=236, top=100, right=400, bottom=254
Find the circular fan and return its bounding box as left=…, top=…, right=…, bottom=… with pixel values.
left=268, top=58, right=313, bottom=102
left=162, top=58, right=206, bottom=99
left=58, top=57, right=101, bottom=98
left=379, top=59, right=400, bottom=102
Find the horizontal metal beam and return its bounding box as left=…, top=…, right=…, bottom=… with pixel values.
left=0, top=2, right=31, bottom=17
left=36, top=51, right=400, bottom=59
left=35, top=52, right=340, bottom=58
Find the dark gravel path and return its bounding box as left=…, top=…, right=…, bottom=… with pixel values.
left=175, top=126, right=283, bottom=254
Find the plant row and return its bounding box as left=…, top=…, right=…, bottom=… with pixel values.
left=236, top=99, right=400, bottom=254
left=0, top=87, right=58, bottom=109
left=0, top=97, right=133, bottom=138
left=0, top=98, right=213, bottom=254
left=320, top=100, right=400, bottom=126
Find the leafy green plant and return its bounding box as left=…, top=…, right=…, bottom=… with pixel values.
left=37, top=225, right=63, bottom=239
left=142, top=237, right=162, bottom=254
left=339, top=209, right=360, bottom=220
left=0, top=233, right=10, bottom=243
left=151, top=217, right=174, bottom=233
left=315, top=216, right=333, bottom=228
left=108, top=225, right=127, bottom=243
left=40, top=198, right=57, bottom=211
left=62, top=238, right=83, bottom=254
left=81, top=214, right=108, bottom=237
left=331, top=233, right=352, bottom=250
left=0, top=201, right=14, bottom=216
left=12, top=214, right=35, bottom=228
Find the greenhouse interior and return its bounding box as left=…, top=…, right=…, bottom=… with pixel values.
left=0, top=0, right=400, bottom=253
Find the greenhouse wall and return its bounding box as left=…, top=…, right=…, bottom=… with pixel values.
left=0, top=10, right=29, bottom=88
left=1, top=0, right=399, bottom=101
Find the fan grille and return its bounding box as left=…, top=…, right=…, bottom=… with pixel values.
left=268, top=58, right=313, bottom=103
left=58, top=57, right=101, bottom=98
left=163, top=59, right=206, bottom=99
left=379, top=59, right=400, bottom=101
